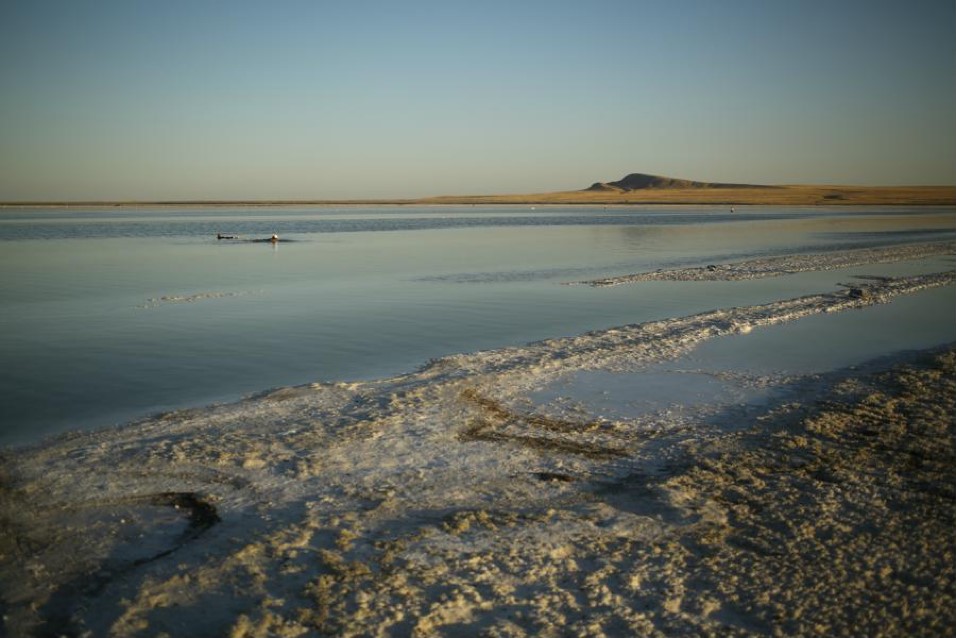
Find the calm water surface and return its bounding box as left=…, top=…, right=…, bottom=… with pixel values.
left=1, top=206, right=953, bottom=446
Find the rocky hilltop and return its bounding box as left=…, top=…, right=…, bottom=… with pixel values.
left=585, top=172, right=772, bottom=192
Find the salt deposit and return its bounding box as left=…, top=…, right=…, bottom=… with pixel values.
left=574, top=240, right=955, bottom=285
left=1, top=257, right=954, bottom=636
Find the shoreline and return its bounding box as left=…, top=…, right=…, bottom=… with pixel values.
left=1, top=263, right=954, bottom=636
left=1, top=185, right=954, bottom=209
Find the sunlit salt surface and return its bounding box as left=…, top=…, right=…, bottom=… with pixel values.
left=0, top=205, right=952, bottom=446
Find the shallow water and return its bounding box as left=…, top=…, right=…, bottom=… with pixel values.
left=0, top=206, right=953, bottom=446
left=530, top=284, right=956, bottom=422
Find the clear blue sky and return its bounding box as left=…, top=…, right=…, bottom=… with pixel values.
left=1, top=0, right=953, bottom=200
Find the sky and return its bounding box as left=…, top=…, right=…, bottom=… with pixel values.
left=0, top=0, right=953, bottom=201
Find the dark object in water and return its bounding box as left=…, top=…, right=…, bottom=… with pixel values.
left=848, top=287, right=869, bottom=299
left=217, top=233, right=237, bottom=240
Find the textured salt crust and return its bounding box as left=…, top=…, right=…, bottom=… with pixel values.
left=573, top=240, right=955, bottom=285
left=138, top=290, right=261, bottom=309
left=1, top=268, right=954, bottom=637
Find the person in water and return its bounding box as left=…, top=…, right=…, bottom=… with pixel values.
left=270, top=233, right=279, bottom=242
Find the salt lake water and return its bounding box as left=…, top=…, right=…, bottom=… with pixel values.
left=1, top=205, right=953, bottom=446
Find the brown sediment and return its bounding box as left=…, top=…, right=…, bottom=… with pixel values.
left=459, top=389, right=629, bottom=460
left=460, top=418, right=631, bottom=460
left=460, top=388, right=605, bottom=435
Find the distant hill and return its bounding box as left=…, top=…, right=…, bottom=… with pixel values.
left=418, top=173, right=952, bottom=205
left=5, top=172, right=952, bottom=208
left=585, top=172, right=772, bottom=192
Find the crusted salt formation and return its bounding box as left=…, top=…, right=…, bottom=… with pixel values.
left=574, top=241, right=955, bottom=285
left=1, top=270, right=954, bottom=637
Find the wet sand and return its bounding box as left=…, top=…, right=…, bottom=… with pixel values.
left=1, top=247, right=954, bottom=636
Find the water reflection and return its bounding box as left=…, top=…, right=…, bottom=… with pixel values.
left=1, top=207, right=953, bottom=445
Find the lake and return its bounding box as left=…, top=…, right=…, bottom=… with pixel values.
left=1, top=205, right=953, bottom=446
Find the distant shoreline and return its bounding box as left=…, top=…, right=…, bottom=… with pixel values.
left=2, top=184, right=954, bottom=208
